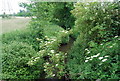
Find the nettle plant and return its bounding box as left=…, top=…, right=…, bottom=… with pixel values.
left=28, top=30, right=69, bottom=78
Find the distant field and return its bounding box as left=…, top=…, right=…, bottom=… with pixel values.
left=0, top=17, right=31, bottom=34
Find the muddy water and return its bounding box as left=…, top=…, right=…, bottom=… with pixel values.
left=59, top=37, right=74, bottom=53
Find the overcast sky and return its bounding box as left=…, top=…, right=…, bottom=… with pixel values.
left=0, top=0, right=29, bottom=14
left=0, top=0, right=114, bottom=15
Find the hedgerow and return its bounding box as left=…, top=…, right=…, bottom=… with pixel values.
left=31, top=2, right=75, bottom=29
left=68, top=2, right=120, bottom=79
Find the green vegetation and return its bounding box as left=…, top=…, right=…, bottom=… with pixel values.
left=30, top=2, right=75, bottom=29
left=2, top=42, right=43, bottom=79
left=1, top=1, right=119, bottom=80
left=68, top=2, right=120, bottom=79
left=1, top=19, right=69, bottom=79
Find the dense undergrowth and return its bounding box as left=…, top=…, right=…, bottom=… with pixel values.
left=1, top=19, right=70, bottom=79
left=68, top=2, right=120, bottom=79
left=1, top=1, right=120, bottom=80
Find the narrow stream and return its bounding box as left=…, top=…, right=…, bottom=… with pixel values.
left=58, top=37, right=75, bottom=80
left=59, top=37, right=75, bottom=53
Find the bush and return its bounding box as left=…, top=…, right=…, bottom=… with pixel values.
left=27, top=21, right=70, bottom=79
left=2, top=42, right=44, bottom=79
left=1, top=19, right=70, bottom=79
left=68, top=37, right=120, bottom=79
left=67, top=2, right=119, bottom=79
left=30, top=2, right=75, bottom=29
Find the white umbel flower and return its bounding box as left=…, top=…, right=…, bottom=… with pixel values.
left=86, top=57, right=90, bottom=59
left=52, top=74, right=55, bottom=76
left=109, top=46, right=113, bottom=48
left=105, top=56, right=109, bottom=57
left=114, top=36, right=118, bottom=38
left=100, top=44, right=103, bottom=45
left=50, top=50, right=55, bottom=53
left=102, top=59, right=107, bottom=62
left=99, top=57, right=103, bottom=60
left=87, top=51, right=90, bottom=54
left=46, top=62, right=49, bottom=65
left=85, top=60, right=88, bottom=62
left=56, top=64, right=58, bottom=66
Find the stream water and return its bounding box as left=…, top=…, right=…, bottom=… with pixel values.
left=59, top=37, right=75, bottom=53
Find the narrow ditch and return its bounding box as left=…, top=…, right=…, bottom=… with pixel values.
left=59, top=37, right=75, bottom=53
left=40, top=36, right=75, bottom=80
left=59, top=37, right=75, bottom=80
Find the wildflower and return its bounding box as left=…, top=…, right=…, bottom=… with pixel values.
left=52, top=74, right=55, bottom=77
left=84, top=7, right=88, bottom=9
left=89, top=58, right=92, bottom=60
left=102, top=59, right=107, bottom=62
left=45, top=36, right=48, bottom=38
left=44, top=65, right=46, bottom=68
left=51, top=38, right=56, bottom=41
left=91, top=53, right=100, bottom=58
left=36, top=38, right=39, bottom=40
left=85, top=60, right=88, bottom=62
left=39, top=50, right=45, bottom=53
left=99, top=63, right=102, bottom=65
left=87, top=51, right=90, bottom=54
left=109, top=46, right=113, bottom=48
left=65, top=53, right=67, bottom=55
left=85, top=48, right=89, bottom=51
left=96, top=53, right=100, bottom=56
left=113, top=43, right=116, bottom=45
left=61, top=30, right=65, bottom=32
left=36, top=38, right=41, bottom=41
left=96, top=53, right=100, bottom=57
left=44, top=69, right=46, bottom=71
left=50, top=41, right=54, bottom=43
left=99, top=57, right=103, bottom=60
left=34, top=59, right=36, bottom=61
left=35, top=57, right=40, bottom=59
left=56, top=64, right=58, bottom=66
left=46, top=62, right=49, bottom=65
left=65, top=31, right=68, bottom=33
left=51, top=50, right=55, bottom=53
left=45, top=43, right=47, bottom=45
left=104, top=56, right=109, bottom=57
left=114, top=36, right=118, bottom=38
left=90, top=56, right=94, bottom=58
left=100, top=44, right=103, bottom=45
left=86, top=3, right=89, bottom=5
left=48, top=53, right=50, bottom=55
left=47, top=42, right=51, bottom=44
left=86, top=57, right=90, bottom=59
left=56, top=54, right=59, bottom=56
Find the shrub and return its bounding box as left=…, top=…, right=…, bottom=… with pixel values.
left=28, top=27, right=70, bottom=79
left=2, top=42, right=44, bottom=79
left=67, top=2, right=119, bottom=79
left=1, top=19, right=70, bottom=79
left=68, top=37, right=120, bottom=79
left=29, top=2, right=75, bottom=29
